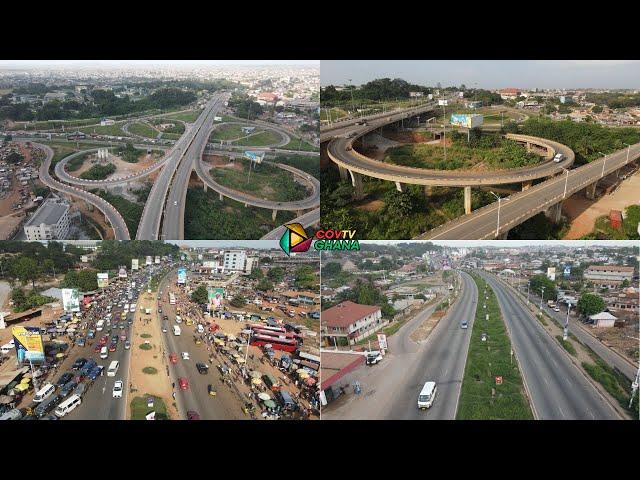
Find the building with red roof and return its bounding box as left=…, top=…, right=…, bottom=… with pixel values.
left=321, top=300, right=383, bottom=346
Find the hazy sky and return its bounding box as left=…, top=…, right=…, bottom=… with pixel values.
left=0, top=60, right=319, bottom=68
left=321, top=60, right=640, bottom=89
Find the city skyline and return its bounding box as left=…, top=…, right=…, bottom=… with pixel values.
left=321, top=60, right=640, bottom=89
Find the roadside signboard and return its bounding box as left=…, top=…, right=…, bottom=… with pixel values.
left=438, top=99, right=448, bottom=106
left=146, top=256, right=152, bottom=266
left=61, top=288, right=80, bottom=312
left=177, top=268, right=187, bottom=285
left=132, top=258, right=139, bottom=271
left=118, top=267, right=127, bottom=279
left=97, top=273, right=109, bottom=288
left=377, top=333, right=388, bottom=350
left=12, top=326, right=45, bottom=364
left=495, top=376, right=503, bottom=385
left=209, top=288, right=224, bottom=306
left=154, top=256, right=160, bottom=264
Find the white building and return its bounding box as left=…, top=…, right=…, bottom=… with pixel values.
left=23, top=197, right=71, bottom=241
left=223, top=250, right=247, bottom=273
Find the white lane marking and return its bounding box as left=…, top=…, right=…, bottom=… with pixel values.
left=558, top=406, right=565, bottom=418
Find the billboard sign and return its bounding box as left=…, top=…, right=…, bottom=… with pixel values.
left=450, top=114, right=484, bottom=129
left=438, top=99, right=448, bottom=106
left=547, top=267, right=556, bottom=281
left=244, top=151, right=265, bottom=164
left=61, top=288, right=80, bottom=312
left=177, top=268, right=187, bottom=285
left=132, top=258, right=139, bottom=271
left=12, top=326, right=45, bottom=364
left=202, top=261, right=217, bottom=269
left=154, top=256, right=160, bottom=264
left=118, top=267, right=127, bottom=279
left=563, top=265, right=571, bottom=278
left=208, top=288, right=224, bottom=307
left=97, top=273, right=109, bottom=288
left=81, top=255, right=88, bottom=263
left=198, top=254, right=203, bottom=261
left=146, top=256, right=152, bottom=266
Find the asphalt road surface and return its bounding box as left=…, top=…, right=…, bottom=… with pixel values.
left=518, top=284, right=637, bottom=381
left=480, top=271, right=621, bottom=420
left=156, top=271, right=242, bottom=419
left=324, top=271, right=477, bottom=420
left=422, top=142, right=640, bottom=239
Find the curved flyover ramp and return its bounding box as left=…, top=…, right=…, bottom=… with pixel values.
left=327, top=133, right=575, bottom=187
left=260, top=208, right=320, bottom=240
left=194, top=157, right=320, bottom=211
left=33, top=142, right=131, bottom=240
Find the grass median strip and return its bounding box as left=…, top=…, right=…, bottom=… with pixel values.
left=130, top=394, right=169, bottom=420
left=457, top=273, right=534, bottom=420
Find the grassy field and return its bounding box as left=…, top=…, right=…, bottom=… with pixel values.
left=272, top=154, right=320, bottom=178
left=65, top=151, right=93, bottom=172
left=79, top=163, right=116, bottom=180
left=130, top=394, right=169, bottom=420
left=184, top=188, right=295, bottom=239
left=234, top=130, right=282, bottom=146
left=320, top=107, right=349, bottom=122
left=162, top=109, right=201, bottom=122
left=456, top=273, right=534, bottom=420
left=281, top=135, right=319, bottom=152
left=385, top=136, right=540, bottom=171
left=210, top=124, right=249, bottom=141
left=79, top=122, right=128, bottom=136
left=209, top=160, right=307, bottom=202
left=128, top=122, right=158, bottom=139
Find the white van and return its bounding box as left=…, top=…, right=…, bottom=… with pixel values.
left=107, top=360, right=119, bottom=377
left=96, top=320, right=105, bottom=332
left=553, top=153, right=564, bottom=163
left=417, top=381, right=437, bottom=410
left=0, top=408, right=23, bottom=420
left=173, top=325, right=181, bottom=336
left=100, top=346, right=108, bottom=359
left=54, top=394, right=82, bottom=417
left=33, top=383, right=56, bottom=403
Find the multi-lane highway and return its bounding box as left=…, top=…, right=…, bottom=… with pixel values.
left=480, top=271, right=621, bottom=420
left=160, top=94, right=229, bottom=240
left=156, top=270, right=242, bottom=419
left=33, top=141, right=131, bottom=240
left=323, top=272, right=476, bottom=420
left=136, top=94, right=227, bottom=240
left=421, top=142, right=640, bottom=239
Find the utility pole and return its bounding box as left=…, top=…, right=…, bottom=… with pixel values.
left=539, top=286, right=546, bottom=311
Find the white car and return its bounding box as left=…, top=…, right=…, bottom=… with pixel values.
left=112, top=380, right=123, bottom=398
left=553, top=307, right=560, bottom=312
left=181, top=352, right=190, bottom=360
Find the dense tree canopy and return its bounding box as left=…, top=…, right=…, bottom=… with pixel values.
left=577, top=293, right=606, bottom=317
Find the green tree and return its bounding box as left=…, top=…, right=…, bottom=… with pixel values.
left=43, top=259, right=56, bottom=277
left=322, top=262, right=342, bottom=278
left=294, top=265, right=317, bottom=290
left=191, top=285, right=209, bottom=305
left=13, top=256, right=39, bottom=288
left=230, top=293, right=246, bottom=308
left=267, top=267, right=285, bottom=283
left=577, top=293, right=606, bottom=317
left=529, top=274, right=557, bottom=300
left=248, top=268, right=264, bottom=280
left=256, top=278, right=273, bottom=291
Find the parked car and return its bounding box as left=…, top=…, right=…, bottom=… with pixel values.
left=112, top=380, right=123, bottom=398
left=72, top=358, right=87, bottom=370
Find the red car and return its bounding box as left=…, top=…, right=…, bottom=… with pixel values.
left=179, top=377, right=189, bottom=390
left=108, top=343, right=117, bottom=352
left=169, top=353, right=178, bottom=364
left=99, top=335, right=109, bottom=346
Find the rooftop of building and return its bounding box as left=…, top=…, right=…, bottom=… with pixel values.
left=322, top=300, right=381, bottom=328
left=24, top=198, right=69, bottom=227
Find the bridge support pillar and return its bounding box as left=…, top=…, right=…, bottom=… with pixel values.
left=522, top=181, right=532, bottom=191
left=244, top=203, right=248, bottom=208
left=525, top=142, right=532, bottom=153
left=498, top=231, right=509, bottom=240
left=544, top=201, right=563, bottom=224
left=464, top=186, right=472, bottom=215
left=424, top=185, right=433, bottom=198
left=272, top=209, right=278, bottom=221
left=203, top=183, right=207, bottom=192
left=585, top=181, right=598, bottom=200
left=395, top=182, right=403, bottom=193
left=349, top=170, right=364, bottom=200
left=219, top=192, right=223, bottom=202
left=296, top=210, right=304, bottom=217
left=338, top=165, right=349, bottom=181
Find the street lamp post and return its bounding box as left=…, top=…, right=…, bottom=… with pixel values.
left=598, top=151, right=607, bottom=178
left=349, top=79, right=355, bottom=116
left=562, top=168, right=570, bottom=199
left=623, top=143, right=631, bottom=165
left=489, top=191, right=505, bottom=238
left=539, top=286, right=546, bottom=311
left=563, top=303, right=571, bottom=341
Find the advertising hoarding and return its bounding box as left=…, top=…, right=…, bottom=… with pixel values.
left=132, top=258, right=139, bottom=270
left=80, top=255, right=88, bottom=263
left=377, top=333, right=388, bottom=350
left=202, top=261, right=217, bottom=269
left=146, top=256, right=152, bottom=266
left=547, top=267, right=556, bottom=281
left=563, top=266, right=571, bottom=278
left=198, top=254, right=203, bottom=261
left=118, top=267, right=127, bottom=279
left=208, top=288, right=224, bottom=307
left=61, top=288, right=80, bottom=312
left=450, top=114, right=484, bottom=128
left=12, top=326, right=45, bottom=364
left=177, top=268, right=187, bottom=284
left=154, top=256, right=160, bottom=264
left=438, top=99, right=448, bottom=106
left=97, top=272, right=109, bottom=288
